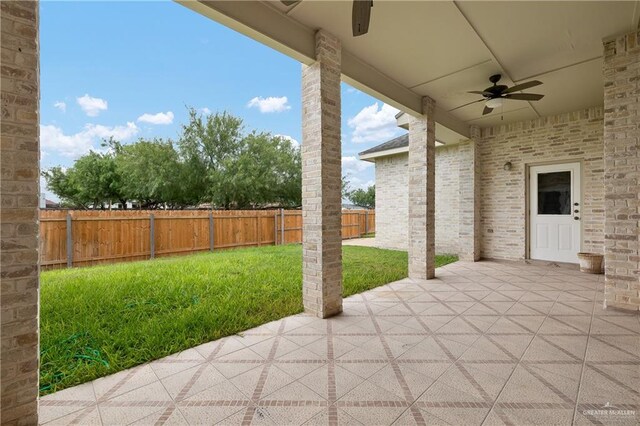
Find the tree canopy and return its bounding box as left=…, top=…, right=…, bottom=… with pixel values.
left=43, top=109, right=303, bottom=209
left=348, top=185, right=375, bottom=209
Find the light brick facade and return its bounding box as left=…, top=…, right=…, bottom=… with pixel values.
left=479, top=107, right=605, bottom=261
left=0, top=1, right=41, bottom=424
left=408, top=97, right=436, bottom=280
left=375, top=146, right=460, bottom=254
left=301, top=30, right=343, bottom=318
left=603, top=32, right=640, bottom=311
left=458, top=126, right=481, bottom=261
left=374, top=107, right=604, bottom=266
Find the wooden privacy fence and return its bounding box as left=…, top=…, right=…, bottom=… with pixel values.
left=39, top=209, right=375, bottom=270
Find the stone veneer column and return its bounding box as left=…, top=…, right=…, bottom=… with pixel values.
left=603, top=32, right=640, bottom=311
left=458, top=126, right=481, bottom=261
left=408, top=97, right=436, bottom=279
left=1, top=1, right=41, bottom=424
left=301, top=30, right=342, bottom=318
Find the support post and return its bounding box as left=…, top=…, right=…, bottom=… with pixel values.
left=408, top=96, right=437, bottom=280
left=150, top=214, right=155, bottom=259
left=209, top=212, right=214, bottom=251
left=603, top=33, right=640, bottom=310
left=301, top=29, right=343, bottom=318
left=458, top=125, right=481, bottom=261
left=66, top=213, right=73, bottom=268
left=0, top=1, right=40, bottom=422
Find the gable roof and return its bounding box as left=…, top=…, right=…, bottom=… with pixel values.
left=358, top=134, right=408, bottom=157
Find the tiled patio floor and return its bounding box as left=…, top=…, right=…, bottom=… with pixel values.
left=40, top=260, right=639, bottom=425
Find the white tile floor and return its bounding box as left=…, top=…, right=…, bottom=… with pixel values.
left=40, top=260, right=639, bottom=425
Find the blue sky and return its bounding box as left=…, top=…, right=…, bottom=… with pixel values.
left=40, top=1, right=405, bottom=201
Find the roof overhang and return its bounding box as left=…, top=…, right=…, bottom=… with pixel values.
left=176, top=0, right=470, bottom=140
left=177, top=1, right=639, bottom=135
left=359, top=146, right=409, bottom=162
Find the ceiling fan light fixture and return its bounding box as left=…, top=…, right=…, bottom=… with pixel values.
left=485, top=98, right=504, bottom=109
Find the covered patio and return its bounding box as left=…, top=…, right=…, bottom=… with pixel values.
left=39, top=260, right=639, bottom=425
left=2, top=1, right=640, bottom=425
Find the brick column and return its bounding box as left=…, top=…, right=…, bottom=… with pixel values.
left=458, top=125, right=481, bottom=261
left=408, top=97, right=436, bottom=279
left=301, top=30, right=342, bottom=318
left=1, top=1, right=41, bottom=424
left=603, top=32, right=640, bottom=311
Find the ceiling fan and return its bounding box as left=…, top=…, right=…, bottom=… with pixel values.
left=281, top=0, right=373, bottom=37
left=451, top=74, right=544, bottom=116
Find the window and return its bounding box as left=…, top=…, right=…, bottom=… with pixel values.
left=537, top=171, right=571, bottom=215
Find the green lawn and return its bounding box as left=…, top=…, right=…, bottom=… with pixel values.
left=40, top=245, right=457, bottom=395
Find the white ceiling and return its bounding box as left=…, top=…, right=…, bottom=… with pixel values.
left=268, top=0, right=639, bottom=127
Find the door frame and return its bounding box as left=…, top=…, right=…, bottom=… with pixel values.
left=525, top=159, right=584, bottom=261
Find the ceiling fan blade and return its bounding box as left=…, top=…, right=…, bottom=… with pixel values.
left=503, top=80, right=542, bottom=94
left=504, top=93, right=544, bottom=101
left=449, top=98, right=484, bottom=112
left=482, top=106, right=493, bottom=115
left=353, top=0, right=373, bottom=37
left=468, top=90, right=494, bottom=98
left=281, top=0, right=299, bottom=6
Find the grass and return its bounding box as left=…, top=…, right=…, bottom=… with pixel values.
left=40, top=245, right=457, bottom=395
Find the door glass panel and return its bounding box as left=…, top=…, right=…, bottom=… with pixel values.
left=537, top=171, right=571, bottom=215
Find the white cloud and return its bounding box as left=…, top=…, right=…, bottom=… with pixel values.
left=247, top=96, right=291, bottom=113
left=342, top=156, right=373, bottom=174
left=76, top=94, right=108, bottom=117
left=345, top=175, right=375, bottom=192
left=275, top=134, right=299, bottom=149
left=137, top=111, right=174, bottom=125
left=53, top=101, right=66, bottom=113
left=40, top=122, right=138, bottom=158
left=199, top=107, right=212, bottom=115
left=347, top=102, right=400, bottom=144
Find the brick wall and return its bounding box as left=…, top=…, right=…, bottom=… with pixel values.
left=374, top=145, right=460, bottom=254
left=375, top=154, right=408, bottom=250
left=301, top=30, right=343, bottom=318
left=0, top=1, right=41, bottom=424
left=479, top=107, right=604, bottom=260
left=435, top=145, right=460, bottom=254
left=603, top=32, right=640, bottom=310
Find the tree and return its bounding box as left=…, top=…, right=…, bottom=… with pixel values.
left=348, top=185, right=375, bottom=209
left=42, top=166, right=84, bottom=207
left=177, top=108, right=244, bottom=208
left=112, top=138, right=193, bottom=209
left=73, top=151, right=125, bottom=208
left=42, top=150, right=126, bottom=208
left=228, top=133, right=302, bottom=208
left=177, top=109, right=302, bottom=208
left=44, top=107, right=304, bottom=210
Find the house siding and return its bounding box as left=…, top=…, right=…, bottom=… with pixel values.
left=479, top=107, right=605, bottom=261
left=375, top=145, right=460, bottom=254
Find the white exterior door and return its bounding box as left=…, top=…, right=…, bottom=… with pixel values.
left=529, top=163, right=581, bottom=263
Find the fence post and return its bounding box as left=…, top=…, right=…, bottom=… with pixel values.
left=150, top=213, right=155, bottom=259
left=274, top=213, right=278, bottom=245
left=66, top=213, right=73, bottom=268
left=280, top=208, right=285, bottom=245
left=209, top=212, right=214, bottom=251
left=365, top=210, right=369, bottom=235
left=256, top=215, right=261, bottom=246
